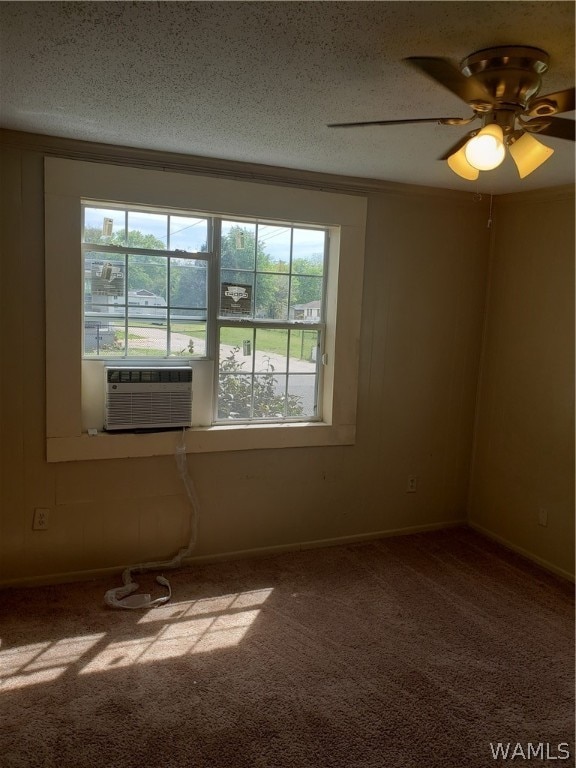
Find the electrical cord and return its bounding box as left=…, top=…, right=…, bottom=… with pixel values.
left=104, top=429, right=199, bottom=610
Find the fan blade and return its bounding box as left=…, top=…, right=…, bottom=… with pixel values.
left=524, top=116, right=575, bottom=141
left=528, top=87, right=575, bottom=116
left=328, top=117, right=467, bottom=128
left=404, top=57, right=495, bottom=108
left=438, top=131, right=477, bottom=161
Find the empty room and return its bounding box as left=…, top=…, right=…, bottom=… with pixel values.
left=0, top=2, right=574, bottom=767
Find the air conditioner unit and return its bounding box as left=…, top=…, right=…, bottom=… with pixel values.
left=104, top=367, right=192, bottom=431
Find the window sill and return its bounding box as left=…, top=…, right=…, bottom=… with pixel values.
left=46, top=422, right=356, bottom=462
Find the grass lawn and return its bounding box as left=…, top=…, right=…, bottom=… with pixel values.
left=104, top=323, right=317, bottom=360
left=219, top=326, right=318, bottom=359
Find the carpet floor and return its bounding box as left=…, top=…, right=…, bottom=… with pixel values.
left=0, top=527, right=573, bottom=768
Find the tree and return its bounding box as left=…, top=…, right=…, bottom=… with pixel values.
left=290, top=255, right=323, bottom=307
left=84, top=227, right=169, bottom=298
left=220, top=224, right=258, bottom=271
left=171, top=261, right=207, bottom=310
left=85, top=221, right=325, bottom=323
left=84, top=227, right=166, bottom=252
left=219, top=227, right=324, bottom=319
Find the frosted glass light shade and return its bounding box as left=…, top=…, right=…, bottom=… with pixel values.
left=447, top=145, right=480, bottom=180
left=508, top=132, right=554, bottom=178
left=464, top=124, right=506, bottom=171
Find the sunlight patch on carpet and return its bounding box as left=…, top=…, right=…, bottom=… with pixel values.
left=79, top=588, right=273, bottom=673
left=136, top=588, right=273, bottom=624
left=0, top=635, right=106, bottom=690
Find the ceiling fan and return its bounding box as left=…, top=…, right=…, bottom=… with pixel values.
left=328, top=46, right=575, bottom=180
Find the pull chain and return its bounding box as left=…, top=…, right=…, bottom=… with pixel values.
left=487, top=194, right=494, bottom=228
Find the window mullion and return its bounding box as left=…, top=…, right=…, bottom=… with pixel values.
left=284, top=329, right=291, bottom=419
left=208, top=218, right=220, bottom=362
left=211, top=219, right=222, bottom=424
left=287, top=228, right=294, bottom=320
left=123, top=253, right=128, bottom=359
left=250, top=327, right=256, bottom=420
left=166, top=256, right=171, bottom=358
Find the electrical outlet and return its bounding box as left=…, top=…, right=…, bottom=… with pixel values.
left=33, top=508, right=50, bottom=530
left=406, top=476, right=418, bottom=493
left=538, top=508, right=548, bottom=527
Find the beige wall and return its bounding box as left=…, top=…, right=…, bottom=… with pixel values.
left=469, top=188, right=575, bottom=579
left=0, top=135, right=495, bottom=586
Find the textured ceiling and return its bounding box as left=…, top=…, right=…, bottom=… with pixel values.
left=1, top=1, right=574, bottom=193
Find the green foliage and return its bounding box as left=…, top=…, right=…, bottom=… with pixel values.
left=85, top=224, right=324, bottom=317
left=171, top=262, right=207, bottom=309
left=84, top=227, right=166, bottom=251
left=221, top=225, right=258, bottom=271
left=220, top=225, right=324, bottom=318
left=85, top=227, right=168, bottom=297
left=218, top=347, right=303, bottom=420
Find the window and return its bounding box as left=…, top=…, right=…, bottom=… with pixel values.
left=82, top=205, right=328, bottom=424
left=216, top=220, right=326, bottom=423
left=45, top=158, right=366, bottom=461
left=82, top=205, right=210, bottom=360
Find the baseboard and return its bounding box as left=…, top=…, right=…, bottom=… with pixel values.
left=0, top=519, right=466, bottom=589
left=182, top=519, right=468, bottom=566
left=468, top=522, right=575, bottom=583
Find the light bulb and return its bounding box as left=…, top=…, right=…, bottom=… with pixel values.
left=464, top=124, right=506, bottom=171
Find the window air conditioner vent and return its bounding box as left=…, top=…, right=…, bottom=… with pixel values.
left=104, top=367, right=192, bottom=431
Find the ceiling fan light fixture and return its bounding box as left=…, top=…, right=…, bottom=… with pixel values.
left=464, top=124, right=506, bottom=171
left=508, top=131, right=555, bottom=178
left=447, top=145, right=480, bottom=180
left=329, top=46, right=573, bottom=185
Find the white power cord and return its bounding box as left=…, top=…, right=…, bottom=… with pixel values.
left=104, top=429, right=200, bottom=610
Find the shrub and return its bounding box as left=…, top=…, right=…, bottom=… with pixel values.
left=218, top=347, right=303, bottom=420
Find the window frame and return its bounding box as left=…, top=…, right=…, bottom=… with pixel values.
left=44, top=157, right=367, bottom=462
left=212, top=216, right=328, bottom=425
left=81, top=205, right=329, bottom=425
left=81, top=241, right=213, bottom=361
left=81, top=201, right=214, bottom=362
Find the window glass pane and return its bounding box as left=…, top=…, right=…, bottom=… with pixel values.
left=288, top=329, right=320, bottom=367
left=255, top=273, right=289, bottom=320
left=170, top=259, right=208, bottom=310
left=219, top=327, right=254, bottom=371
left=80, top=206, right=327, bottom=422
left=287, top=374, right=317, bottom=418
left=256, top=225, right=291, bottom=272
left=126, top=313, right=167, bottom=357
left=169, top=316, right=207, bottom=358
left=84, top=315, right=124, bottom=357
left=84, top=252, right=125, bottom=310
left=292, top=228, right=325, bottom=275
left=83, top=207, right=126, bottom=245
left=221, top=221, right=256, bottom=270
left=127, top=211, right=168, bottom=249
left=254, top=328, right=288, bottom=374
left=252, top=375, right=287, bottom=419
left=218, top=374, right=252, bottom=420
left=127, top=255, right=167, bottom=306
left=169, top=216, right=208, bottom=253
left=220, top=271, right=254, bottom=318
left=289, top=275, right=323, bottom=320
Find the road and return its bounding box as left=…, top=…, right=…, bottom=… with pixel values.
left=127, top=327, right=316, bottom=373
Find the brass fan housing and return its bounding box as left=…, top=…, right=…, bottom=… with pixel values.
left=460, top=46, right=549, bottom=111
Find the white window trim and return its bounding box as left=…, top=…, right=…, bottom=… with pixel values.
left=44, top=158, right=366, bottom=462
